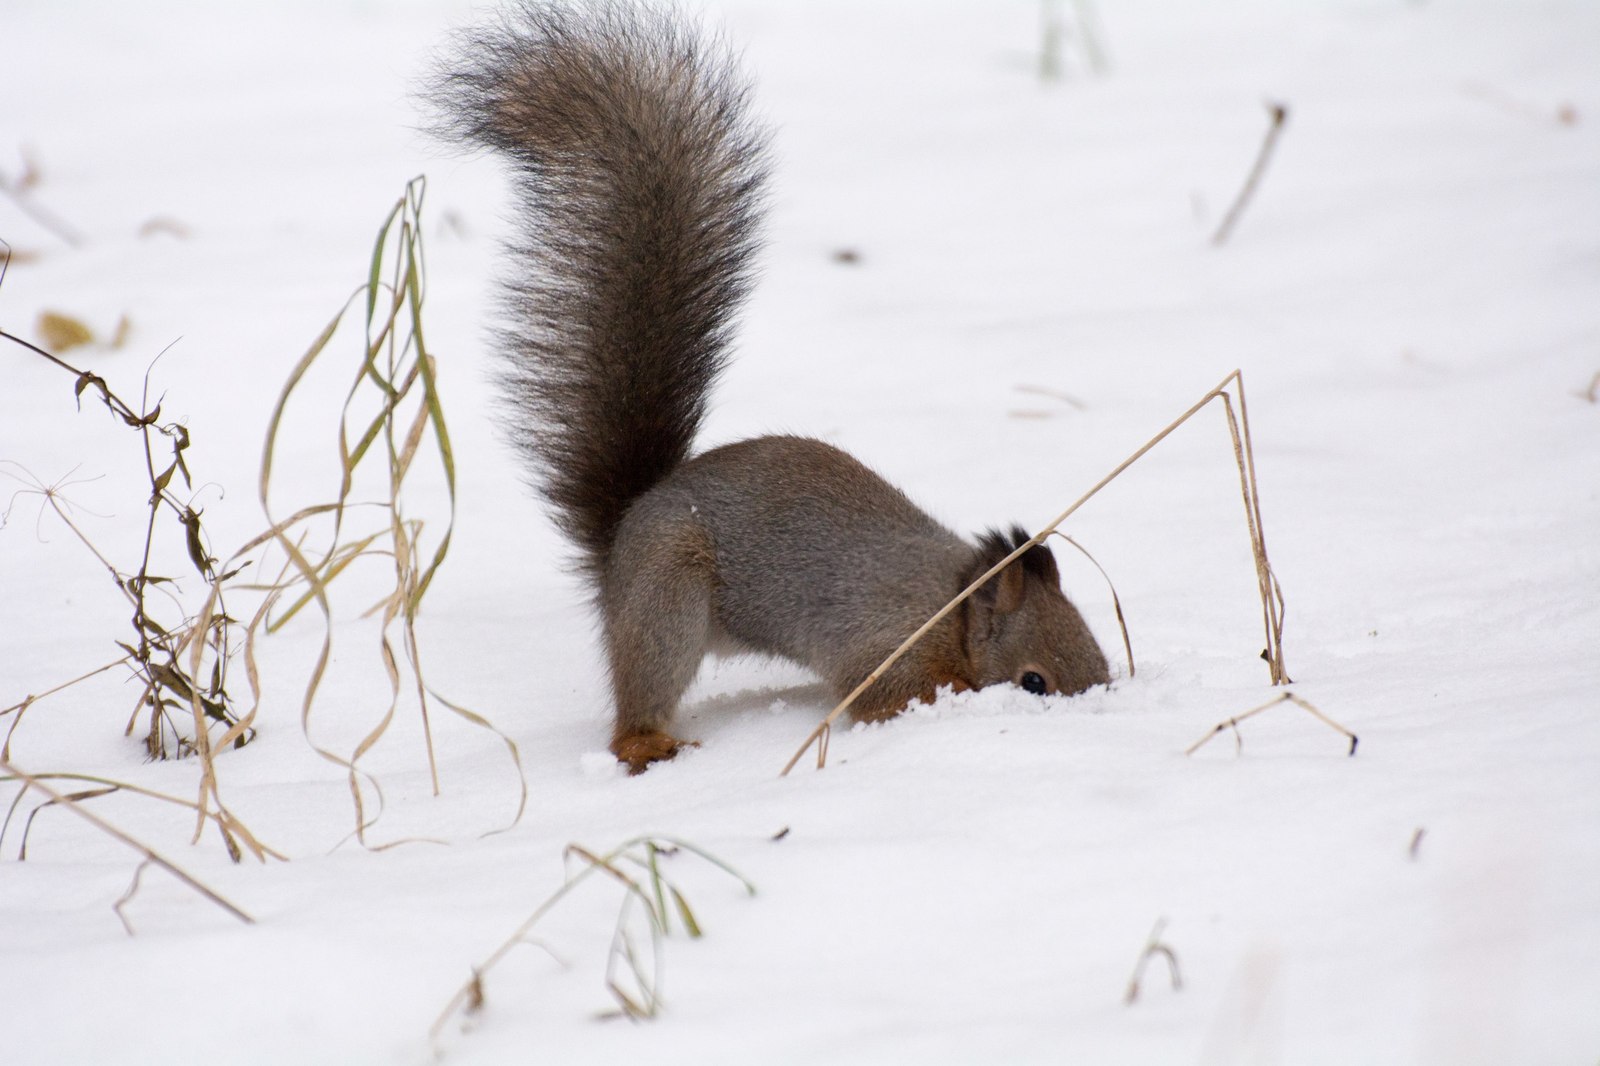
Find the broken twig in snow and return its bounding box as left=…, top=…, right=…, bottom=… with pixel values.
left=1124, top=917, right=1183, bottom=1004
left=1212, top=102, right=1289, bottom=247
left=1184, top=691, right=1357, bottom=757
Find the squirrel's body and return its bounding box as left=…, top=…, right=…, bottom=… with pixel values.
left=430, top=1, right=1110, bottom=772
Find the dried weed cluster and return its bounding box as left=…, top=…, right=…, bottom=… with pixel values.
left=1, top=177, right=520, bottom=922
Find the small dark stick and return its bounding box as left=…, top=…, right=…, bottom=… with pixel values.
left=1212, top=101, right=1290, bottom=247
left=1184, top=691, right=1357, bottom=757
left=1124, top=917, right=1183, bottom=1004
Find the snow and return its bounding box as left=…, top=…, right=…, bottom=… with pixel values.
left=2, top=0, right=1597, bottom=1062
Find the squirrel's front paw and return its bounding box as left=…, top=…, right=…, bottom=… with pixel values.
left=612, top=731, right=698, bottom=775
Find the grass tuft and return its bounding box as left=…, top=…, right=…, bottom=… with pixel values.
left=247, top=175, right=523, bottom=845
left=431, top=836, right=754, bottom=1047
left=0, top=175, right=523, bottom=868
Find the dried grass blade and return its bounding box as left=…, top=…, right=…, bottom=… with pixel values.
left=427, top=688, right=527, bottom=833
left=1053, top=533, right=1135, bottom=678
left=0, top=758, right=254, bottom=924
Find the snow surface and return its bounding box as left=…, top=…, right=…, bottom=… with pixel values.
left=2, top=1, right=1598, bottom=1063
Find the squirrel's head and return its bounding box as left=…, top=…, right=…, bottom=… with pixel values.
left=963, top=526, right=1111, bottom=698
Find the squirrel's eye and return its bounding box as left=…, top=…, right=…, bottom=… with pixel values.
left=1019, top=671, right=1048, bottom=695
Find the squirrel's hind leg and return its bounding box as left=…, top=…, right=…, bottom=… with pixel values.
left=602, top=510, right=718, bottom=774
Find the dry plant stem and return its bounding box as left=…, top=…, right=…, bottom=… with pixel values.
left=0, top=327, right=254, bottom=767
left=1220, top=379, right=1290, bottom=683
left=13, top=785, right=116, bottom=858
left=2, top=331, right=259, bottom=864
left=1212, top=101, right=1289, bottom=247
left=1124, top=917, right=1183, bottom=1004
left=1053, top=533, right=1135, bottom=678
left=0, top=757, right=254, bottom=926
left=254, top=177, right=510, bottom=845
left=1184, top=691, right=1357, bottom=757
left=782, top=369, right=1287, bottom=776
left=113, top=859, right=152, bottom=936
left=0, top=769, right=285, bottom=862
left=1582, top=369, right=1600, bottom=403
left=1, top=657, right=131, bottom=759
left=1016, top=384, right=1088, bottom=410
left=429, top=837, right=752, bottom=1049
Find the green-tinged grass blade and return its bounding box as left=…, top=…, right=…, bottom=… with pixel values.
left=261, top=297, right=358, bottom=505
left=646, top=842, right=670, bottom=931
left=408, top=358, right=457, bottom=611
left=266, top=529, right=387, bottom=633
left=669, top=886, right=703, bottom=939
left=365, top=193, right=405, bottom=327
left=650, top=837, right=758, bottom=896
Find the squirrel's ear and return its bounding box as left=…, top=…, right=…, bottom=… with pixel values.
left=972, top=528, right=1030, bottom=616
left=993, top=563, right=1027, bottom=614
left=971, top=525, right=1060, bottom=616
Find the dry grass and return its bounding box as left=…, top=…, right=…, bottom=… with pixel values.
left=244, top=175, right=524, bottom=845
left=1212, top=102, right=1290, bottom=247
left=1184, top=691, right=1357, bottom=757
left=1124, top=917, right=1182, bottom=1004
left=0, top=330, right=265, bottom=860
left=0, top=756, right=257, bottom=932
left=0, top=176, right=523, bottom=884
left=1052, top=532, right=1135, bottom=679
left=430, top=836, right=754, bottom=1048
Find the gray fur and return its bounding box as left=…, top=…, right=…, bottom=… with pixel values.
left=428, top=2, right=1110, bottom=772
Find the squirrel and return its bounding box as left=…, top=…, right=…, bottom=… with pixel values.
left=428, top=1, right=1111, bottom=773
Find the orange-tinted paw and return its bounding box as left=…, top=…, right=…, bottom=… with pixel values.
left=611, top=731, right=698, bottom=775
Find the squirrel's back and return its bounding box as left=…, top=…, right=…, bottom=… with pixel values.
left=426, top=0, right=770, bottom=578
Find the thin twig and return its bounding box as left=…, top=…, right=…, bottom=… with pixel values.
left=2, top=656, right=132, bottom=759
left=0, top=757, right=254, bottom=925
left=1212, top=102, right=1289, bottom=247
left=1580, top=369, right=1599, bottom=404
left=1124, top=917, right=1183, bottom=1004
left=113, top=859, right=153, bottom=936
left=1184, top=691, right=1357, bottom=757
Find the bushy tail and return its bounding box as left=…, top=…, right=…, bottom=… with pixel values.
left=426, top=1, right=770, bottom=577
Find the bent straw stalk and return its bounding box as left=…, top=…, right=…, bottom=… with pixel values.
left=781, top=369, right=1288, bottom=776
